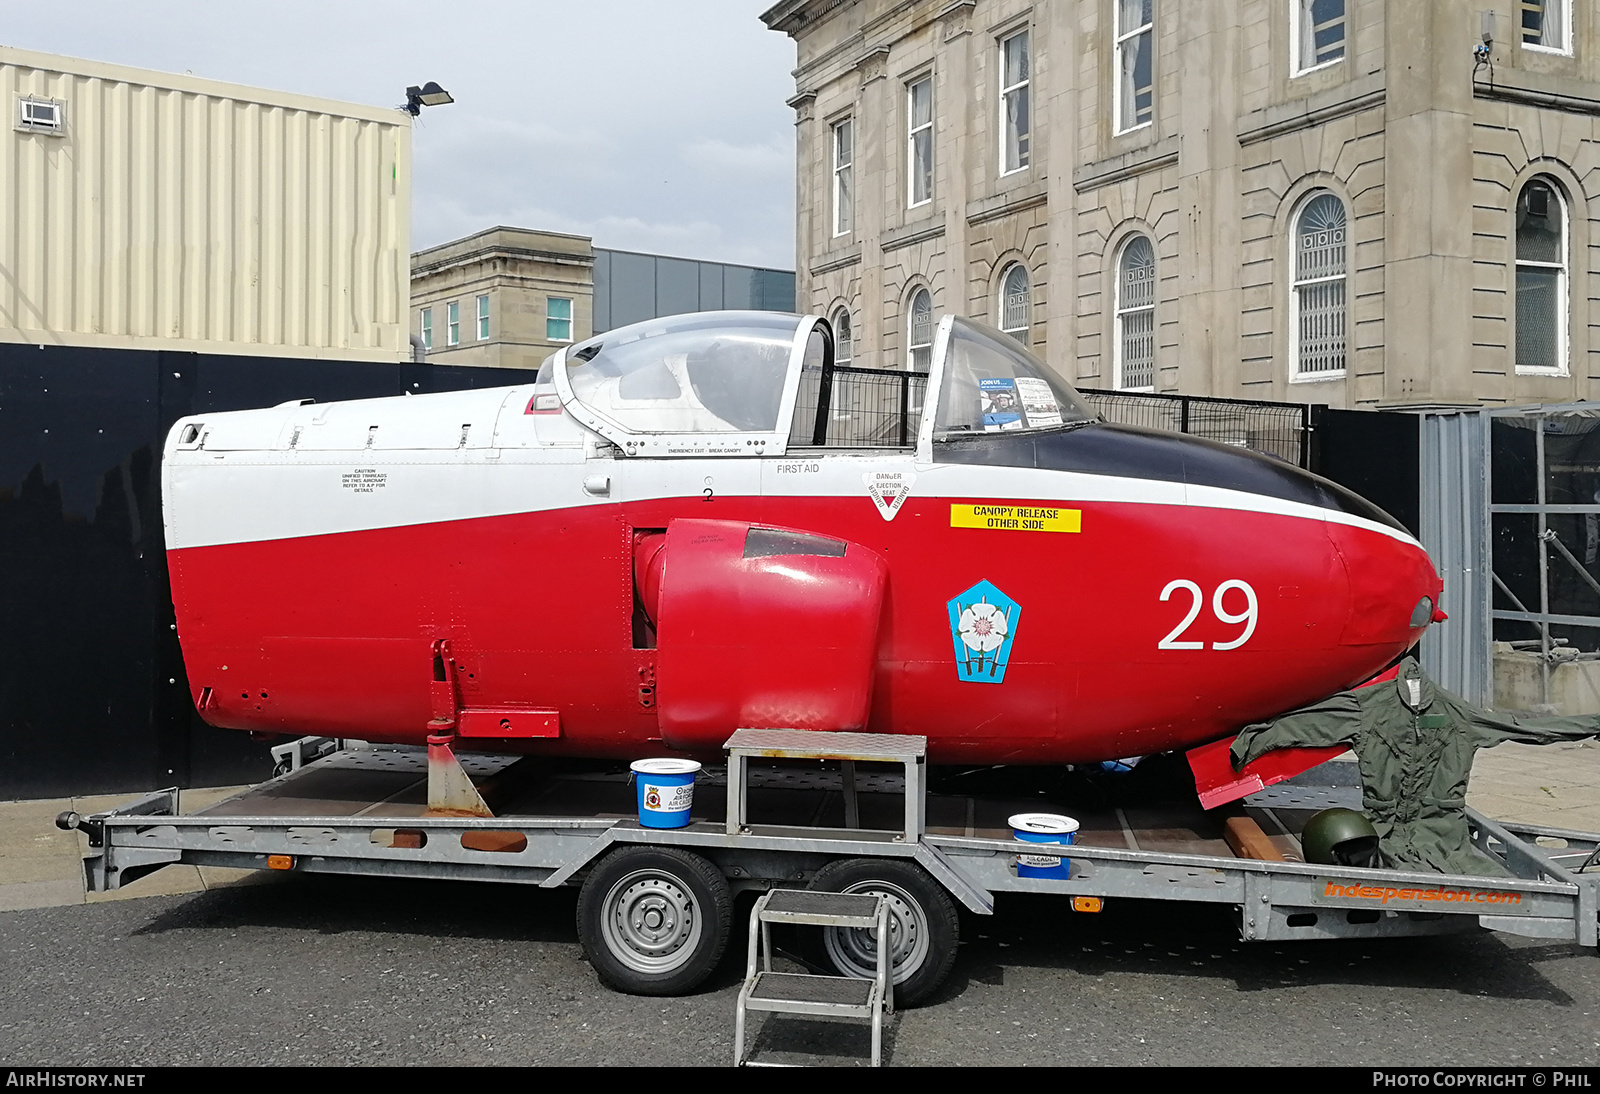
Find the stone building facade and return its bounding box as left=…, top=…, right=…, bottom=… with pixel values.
left=410, top=227, right=797, bottom=371
left=761, top=0, right=1600, bottom=409
left=410, top=227, right=595, bottom=372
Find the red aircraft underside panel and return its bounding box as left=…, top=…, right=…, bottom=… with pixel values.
left=1186, top=664, right=1404, bottom=809
left=167, top=491, right=1437, bottom=765
left=652, top=518, right=887, bottom=749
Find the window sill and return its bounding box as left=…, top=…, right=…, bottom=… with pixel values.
left=1522, top=43, right=1574, bottom=57
left=1515, top=365, right=1571, bottom=377
left=1290, top=56, right=1344, bottom=79
left=1289, top=371, right=1346, bottom=384
left=1112, top=120, right=1153, bottom=139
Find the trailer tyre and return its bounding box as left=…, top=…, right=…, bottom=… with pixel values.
left=577, top=846, right=732, bottom=996
left=809, top=858, right=959, bottom=1007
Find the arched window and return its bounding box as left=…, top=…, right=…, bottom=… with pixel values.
left=1115, top=236, right=1155, bottom=390
left=1515, top=176, right=1568, bottom=373
left=1292, top=192, right=1347, bottom=378
left=832, top=308, right=853, bottom=366
left=999, top=265, right=1030, bottom=344
left=907, top=288, right=934, bottom=371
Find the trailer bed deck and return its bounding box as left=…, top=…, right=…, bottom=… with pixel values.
left=67, top=739, right=1599, bottom=995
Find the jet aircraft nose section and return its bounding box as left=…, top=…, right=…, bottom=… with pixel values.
left=1330, top=521, right=1443, bottom=650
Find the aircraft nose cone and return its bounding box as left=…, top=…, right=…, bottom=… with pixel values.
left=1331, top=525, right=1442, bottom=648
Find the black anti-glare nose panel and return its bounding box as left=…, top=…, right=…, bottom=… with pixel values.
left=934, top=422, right=1408, bottom=534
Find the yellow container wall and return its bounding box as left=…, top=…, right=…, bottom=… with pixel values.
left=0, top=47, right=411, bottom=361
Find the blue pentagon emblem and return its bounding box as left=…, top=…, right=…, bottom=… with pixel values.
left=947, top=579, right=1020, bottom=684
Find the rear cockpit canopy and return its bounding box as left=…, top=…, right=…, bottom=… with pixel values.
left=558, top=312, right=809, bottom=444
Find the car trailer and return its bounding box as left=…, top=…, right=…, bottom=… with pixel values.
left=59, top=729, right=1600, bottom=1024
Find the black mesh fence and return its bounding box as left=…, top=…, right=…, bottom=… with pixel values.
left=1077, top=388, right=1311, bottom=467
left=790, top=365, right=929, bottom=448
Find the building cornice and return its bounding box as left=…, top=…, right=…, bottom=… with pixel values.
left=810, top=246, right=863, bottom=275
left=1473, top=69, right=1600, bottom=117
left=1073, top=136, right=1180, bottom=193
left=880, top=218, right=945, bottom=253
left=762, top=0, right=852, bottom=34
left=412, top=246, right=595, bottom=280
left=1237, top=73, right=1386, bottom=147
left=966, top=181, right=1048, bottom=226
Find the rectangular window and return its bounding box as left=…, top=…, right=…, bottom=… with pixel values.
left=1515, top=180, right=1567, bottom=373
left=907, top=76, right=933, bottom=208
left=1000, top=31, right=1030, bottom=174
left=1115, top=0, right=1154, bottom=134
left=1522, top=0, right=1570, bottom=53
left=17, top=97, right=65, bottom=134
left=1292, top=0, right=1347, bottom=75
left=420, top=308, right=433, bottom=351
left=446, top=301, right=459, bottom=346
left=833, top=119, right=854, bottom=236
left=476, top=295, right=489, bottom=340
left=547, top=297, right=573, bottom=342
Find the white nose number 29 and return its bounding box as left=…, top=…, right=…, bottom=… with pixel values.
left=1158, top=579, right=1259, bottom=650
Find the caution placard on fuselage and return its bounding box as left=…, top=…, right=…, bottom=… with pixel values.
left=950, top=504, right=1081, bottom=533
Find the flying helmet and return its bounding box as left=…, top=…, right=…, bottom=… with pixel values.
left=1301, top=808, right=1380, bottom=868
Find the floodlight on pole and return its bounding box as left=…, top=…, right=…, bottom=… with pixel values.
left=404, top=82, right=454, bottom=117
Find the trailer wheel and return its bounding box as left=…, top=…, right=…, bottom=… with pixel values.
left=576, top=846, right=732, bottom=996
left=809, top=858, right=959, bottom=1007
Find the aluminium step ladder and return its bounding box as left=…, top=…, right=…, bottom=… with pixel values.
left=733, top=888, right=893, bottom=1067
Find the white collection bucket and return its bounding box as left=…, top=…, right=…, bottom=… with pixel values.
left=631, top=758, right=702, bottom=829
left=1010, top=812, right=1079, bottom=879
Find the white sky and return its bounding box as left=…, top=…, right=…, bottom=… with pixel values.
left=3, top=0, right=799, bottom=268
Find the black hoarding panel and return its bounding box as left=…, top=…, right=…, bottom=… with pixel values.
left=1311, top=407, right=1421, bottom=536
left=0, top=343, right=532, bottom=799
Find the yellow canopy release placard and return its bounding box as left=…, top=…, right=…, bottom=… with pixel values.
left=950, top=504, right=1081, bottom=533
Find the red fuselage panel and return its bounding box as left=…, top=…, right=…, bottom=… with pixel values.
left=167, top=490, right=1437, bottom=764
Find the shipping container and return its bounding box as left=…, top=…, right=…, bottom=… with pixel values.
left=0, top=46, right=411, bottom=362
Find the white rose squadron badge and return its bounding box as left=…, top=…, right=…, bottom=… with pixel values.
left=864, top=470, right=916, bottom=521
left=946, top=579, right=1021, bottom=684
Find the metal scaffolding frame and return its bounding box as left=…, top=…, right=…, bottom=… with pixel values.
left=1486, top=402, right=1600, bottom=710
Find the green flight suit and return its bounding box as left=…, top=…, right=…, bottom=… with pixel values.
left=1230, top=657, right=1600, bottom=876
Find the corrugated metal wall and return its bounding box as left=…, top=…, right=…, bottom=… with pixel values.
left=0, top=47, right=411, bottom=362
left=1419, top=410, right=1489, bottom=704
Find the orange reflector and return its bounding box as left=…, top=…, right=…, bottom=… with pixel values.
left=1071, top=896, right=1103, bottom=913
left=266, top=855, right=294, bottom=871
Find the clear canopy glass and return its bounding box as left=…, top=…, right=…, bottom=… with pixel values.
left=562, top=312, right=802, bottom=435
left=934, top=318, right=1096, bottom=440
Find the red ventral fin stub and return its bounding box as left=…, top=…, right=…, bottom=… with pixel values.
left=1188, top=663, right=1401, bottom=810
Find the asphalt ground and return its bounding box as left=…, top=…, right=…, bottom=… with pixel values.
left=1, top=870, right=1597, bottom=1068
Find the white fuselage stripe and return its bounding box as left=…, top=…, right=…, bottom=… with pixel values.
left=163, top=447, right=1415, bottom=551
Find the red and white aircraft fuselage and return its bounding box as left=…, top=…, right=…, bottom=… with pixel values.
left=163, top=313, right=1440, bottom=765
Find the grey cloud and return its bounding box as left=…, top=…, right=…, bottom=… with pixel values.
left=3, top=0, right=798, bottom=267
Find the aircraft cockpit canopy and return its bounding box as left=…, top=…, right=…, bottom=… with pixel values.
left=933, top=318, right=1096, bottom=441
left=561, top=312, right=807, bottom=437
left=553, top=309, right=1094, bottom=455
